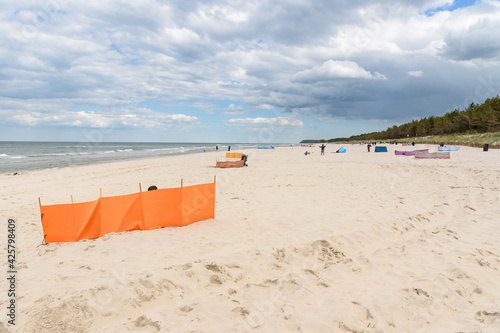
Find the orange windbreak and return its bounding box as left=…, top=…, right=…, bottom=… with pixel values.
left=216, top=160, right=244, bottom=168
left=226, top=152, right=243, bottom=158
left=181, top=183, right=215, bottom=226
left=40, top=183, right=215, bottom=243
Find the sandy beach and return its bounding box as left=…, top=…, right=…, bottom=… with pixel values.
left=1, top=144, right=500, bottom=332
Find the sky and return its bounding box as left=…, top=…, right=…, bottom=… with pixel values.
left=1, top=0, right=500, bottom=143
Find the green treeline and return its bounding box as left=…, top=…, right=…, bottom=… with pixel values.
left=302, top=96, right=500, bottom=143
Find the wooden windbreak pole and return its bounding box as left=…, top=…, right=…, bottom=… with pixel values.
left=100, top=188, right=102, bottom=198
left=181, top=179, right=183, bottom=188
left=139, top=183, right=142, bottom=192
left=71, top=195, right=74, bottom=204
left=214, top=175, right=216, bottom=184
left=38, top=197, right=46, bottom=245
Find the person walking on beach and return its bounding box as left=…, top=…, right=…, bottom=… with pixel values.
left=228, top=145, right=231, bottom=151
left=320, top=144, right=326, bottom=156
left=216, top=145, right=218, bottom=151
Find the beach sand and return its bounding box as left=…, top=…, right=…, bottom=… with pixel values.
left=1, top=144, right=500, bottom=332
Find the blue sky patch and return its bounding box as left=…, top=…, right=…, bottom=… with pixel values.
left=424, top=0, right=478, bottom=16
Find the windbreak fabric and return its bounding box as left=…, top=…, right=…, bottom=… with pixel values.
left=374, top=146, right=388, bottom=152
left=40, top=183, right=215, bottom=243
left=226, top=152, right=243, bottom=158
left=438, top=146, right=460, bottom=151
left=216, top=160, right=244, bottom=168
left=394, top=149, right=428, bottom=156
left=415, top=152, right=450, bottom=159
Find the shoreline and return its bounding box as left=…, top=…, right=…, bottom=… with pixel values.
left=2, top=149, right=223, bottom=176
left=1, top=142, right=286, bottom=175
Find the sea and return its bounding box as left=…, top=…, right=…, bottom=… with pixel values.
left=0, top=141, right=292, bottom=174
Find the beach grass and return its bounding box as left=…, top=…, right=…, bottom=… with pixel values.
left=393, top=131, right=500, bottom=148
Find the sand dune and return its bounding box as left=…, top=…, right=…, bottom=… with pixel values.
left=1, top=144, right=500, bottom=332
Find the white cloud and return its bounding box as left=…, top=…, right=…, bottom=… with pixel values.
left=294, top=60, right=387, bottom=82
left=221, top=104, right=247, bottom=115
left=5, top=108, right=198, bottom=128
left=408, top=70, right=424, bottom=77
left=440, top=16, right=500, bottom=61
left=163, top=28, right=201, bottom=43
left=228, top=117, right=303, bottom=127
left=259, top=104, right=275, bottom=110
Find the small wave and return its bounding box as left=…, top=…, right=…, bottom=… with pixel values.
left=27, top=152, right=90, bottom=157
left=237, top=145, right=258, bottom=149
left=146, top=148, right=180, bottom=152
left=0, top=154, right=26, bottom=159
left=66, top=152, right=90, bottom=156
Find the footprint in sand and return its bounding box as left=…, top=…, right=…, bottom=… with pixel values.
left=204, top=261, right=243, bottom=285
left=399, top=288, right=434, bottom=306
left=31, top=295, right=95, bottom=332
left=179, top=303, right=197, bottom=313
left=134, top=315, right=161, bottom=332
left=310, top=240, right=345, bottom=264
left=476, top=249, right=500, bottom=268
left=304, top=269, right=330, bottom=288
left=232, top=306, right=250, bottom=317
left=475, top=311, right=500, bottom=324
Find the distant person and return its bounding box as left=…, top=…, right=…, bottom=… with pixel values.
left=148, top=185, right=158, bottom=191
left=367, top=144, right=371, bottom=152
left=228, top=145, right=231, bottom=151
left=412, top=142, right=415, bottom=146
left=320, top=144, right=326, bottom=156
left=216, top=145, right=218, bottom=151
